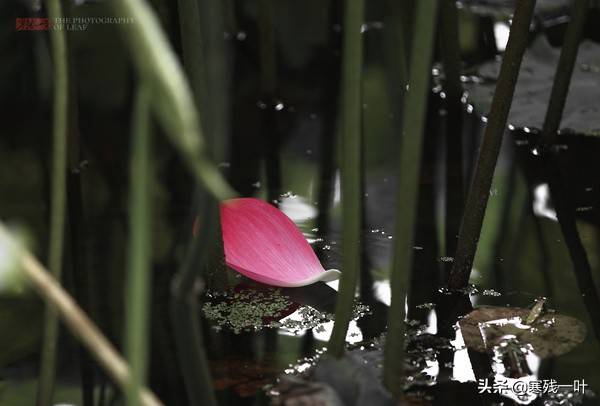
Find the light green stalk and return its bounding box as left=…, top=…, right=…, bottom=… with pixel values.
left=383, top=0, right=439, bottom=395
left=124, top=84, right=153, bottom=406
left=0, top=224, right=163, bottom=406
left=37, top=0, right=68, bottom=404
left=109, top=0, right=235, bottom=200
left=328, top=0, right=365, bottom=358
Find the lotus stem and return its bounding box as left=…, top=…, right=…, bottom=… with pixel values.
left=0, top=224, right=163, bottom=406
left=124, top=83, right=153, bottom=406
left=37, top=0, right=68, bottom=403
left=383, top=0, right=439, bottom=394
left=328, top=0, right=365, bottom=358
left=109, top=0, right=235, bottom=200
left=448, top=0, right=537, bottom=289
left=540, top=0, right=589, bottom=147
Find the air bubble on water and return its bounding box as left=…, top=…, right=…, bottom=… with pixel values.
left=481, top=116, right=488, bottom=123
left=523, top=127, right=531, bottom=133
left=311, top=227, right=319, bottom=232
left=482, top=289, right=501, bottom=297
left=387, top=236, right=393, bottom=239
left=236, top=31, right=247, bottom=41
left=466, top=104, right=474, bottom=114
left=439, top=91, right=447, bottom=99
left=531, top=147, right=540, bottom=156
left=274, top=102, right=284, bottom=111
left=508, top=124, right=515, bottom=130
left=280, top=191, right=297, bottom=198
left=252, top=181, right=261, bottom=188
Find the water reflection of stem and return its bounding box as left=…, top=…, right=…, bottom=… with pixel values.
left=124, top=84, right=153, bottom=406
left=536, top=0, right=600, bottom=340
left=0, top=225, right=163, bottom=406
left=540, top=0, right=589, bottom=147
left=383, top=0, right=439, bottom=395
left=328, top=0, right=365, bottom=358
left=37, top=0, right=68, bottom=403
left=170, top=233, right=218, bottom=406
left=543, top=155, right=600, bottom=341
left=448, top=0, right=537, bottom=289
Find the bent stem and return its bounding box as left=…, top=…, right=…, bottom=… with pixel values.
left=540, top=0, right=589, bottom=147
left=0, top=224, right=163, bottom=406
left=124, top=84, right=153, bottom=406
left=109, top=0, right=235, bottom=200
left=37, top=0, right=69, bottom=404
left=328, top=0, right=365, bottom=358
left=448, top=0, right=537, bottom=289
left=383, top=0, right=439, bottom=395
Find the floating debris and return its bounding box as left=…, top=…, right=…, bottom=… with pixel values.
left=459, top=305, right=586, bottom=358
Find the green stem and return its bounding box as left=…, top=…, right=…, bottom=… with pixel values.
left=540, top=0, right=589, bottom=146
left=109, top=0, right=235, bottom=200
left=383, top=0, right=439, bottom=394
left=327, top=0, right=365, bottom=358
left=171, top=0, right=223, bottom=404
left=448, top=0, right=537, bottom=289
left=124, top=84, right=153, bottom=406
left=0, top=225, right=163, bottom=406
left=37, top=0, right=69, bottom=404
left=258, top=0, right=277, bottom=95
left=439, top=0, right=465, bottom=261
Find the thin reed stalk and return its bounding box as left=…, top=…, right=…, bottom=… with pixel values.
left=0, top=224, right=163, bottom=406
left=110, top=0, right=235, bottom=200
left=383, top=0, right=439, bottom=394
left=540, top=0, right=589, bottom=147
left=439, top=0, right=465, bottom=263
left=171, top=0, right=223, bottom=404
left=124, top=84, right=153, bottom=406
left=448, top=0, right=537, bottom=289
left=37, top=0, right=68, bottom=403
left=328, top=0, right=365, bottom=357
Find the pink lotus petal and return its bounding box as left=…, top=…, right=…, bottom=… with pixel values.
left=220, top=198, right=340, bottom=287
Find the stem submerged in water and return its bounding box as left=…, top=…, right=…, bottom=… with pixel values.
left=448, top=0, right=537, bottom=289
left=328, top=0, right=365, bottom=358
left=383, top=0, right=439, bottom=395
